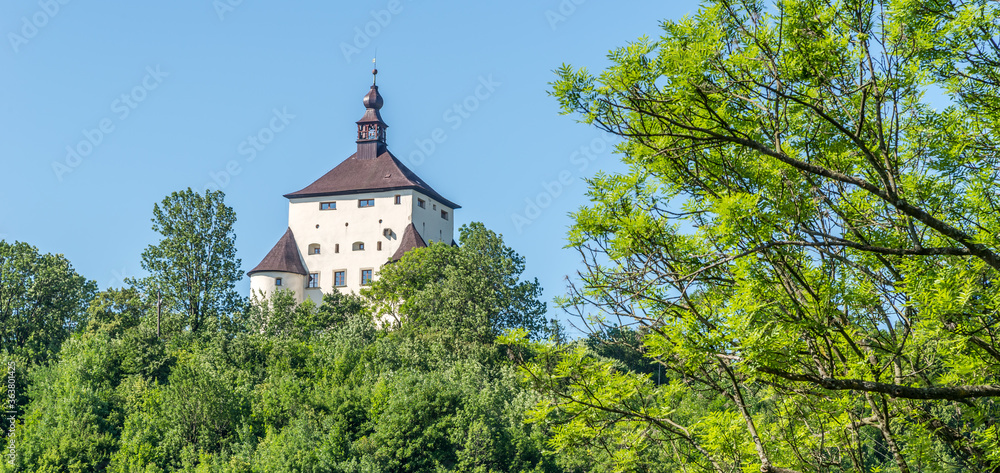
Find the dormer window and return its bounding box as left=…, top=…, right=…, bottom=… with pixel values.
left=320, top=202, right=336, bottom=210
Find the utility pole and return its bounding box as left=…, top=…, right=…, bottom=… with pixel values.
left=156, top=289, right=162, bottom=339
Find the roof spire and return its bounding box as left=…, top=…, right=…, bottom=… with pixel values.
left=372, top=56, right=378, bottom=85
left=356, top=66, right=387, bottom=160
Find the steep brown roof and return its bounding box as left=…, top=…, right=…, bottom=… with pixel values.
left=248, top=228, right=307, bottom=276
left=390, top=223, right=428, bottom=262
left=283, top=151, right=460, bottom=209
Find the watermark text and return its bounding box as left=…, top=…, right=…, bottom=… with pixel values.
left=7, top=0, right=73, bottom=53
left=404, top=74, right=501, bottom=168
left=203, top=107, right=295, bottom=191
left=52, top=66, right=168, bottom=182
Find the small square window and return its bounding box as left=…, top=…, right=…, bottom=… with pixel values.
left=394, top=195, right=401, bottom=205
left=361, top=269, right=373, bottom=286
left=417, top=199, right=426, bottom=209
left=320, top=202, right=336, bottom=210
left=334, top=271, right=346, bottom=287
left=358, top=199, right=375, bottom=208
left=308, top=273, right=319, bottom=288
left=441, top=210, right=448, bottom=220
left=275, top=277, right=282, bottom=286
left=433, top=204, right=437, bottom=210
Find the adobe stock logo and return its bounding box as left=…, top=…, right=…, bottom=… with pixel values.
left=404, top=75, right=501, bottom=168
left=52, top=66, right=169, bottom=182
left=511, top=134, right=613, bottom=234
left=203, top=108, right=295, bottom=192
left=7, top=0, right=73, bottom=54
left=213, top=0, right=246, bottom=21
left=106, top=266, right=132, bottom=289
left=545, top=0, right=586, bottom=30
left=340, top=0, right=404, bottom=63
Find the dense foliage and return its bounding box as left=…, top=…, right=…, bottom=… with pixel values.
left=367, top=222, right=549, bottom=354
left=506, top=0, right=1000, bottom=472
left=7, top=1, right=1000, bottom=469
left=0, top=240, right=96, bottom=365
left=134, top=188, right=243, bottom=333
left=0, top=219, right=567, bottom=472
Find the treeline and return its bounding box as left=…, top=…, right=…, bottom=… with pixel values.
left=503, top=0, right=1000, bottom=472
left=0, top=210, right=577, bottom=472
left=3, top=289, right=552, bottom=472
left=7, top=0, right=1000, bottom=470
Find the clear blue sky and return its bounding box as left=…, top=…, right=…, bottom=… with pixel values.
left=0, top=1, right=700, bottom=324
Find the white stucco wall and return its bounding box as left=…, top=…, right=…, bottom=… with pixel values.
left=284, top=189, right=455, bottom=301
left=249, top=271, right=306, bottom=303
left=250, top=188, right=456, bottom=303
left=410, top=192, right=456, bottom=246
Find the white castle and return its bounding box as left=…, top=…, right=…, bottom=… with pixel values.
left=248, top=70, right=459, bottom=303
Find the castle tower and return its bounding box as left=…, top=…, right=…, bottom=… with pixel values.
left=248, top=70, right=459, bottom=303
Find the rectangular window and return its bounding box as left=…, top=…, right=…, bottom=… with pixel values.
left=308, top=273, right=319, bottom=288
left=417, top=198, right=426, bottom=209
left=377, top=241, right=382, bottom=251
left=275, top=277, right=282, bottom=286
left=312, top=247, right=321, bottom=255
left=335, top=243, right=340, bottom=253
left=320, top=202, right=336, bottom=210
left=394, top=195, right=401, bottom=205
left=361, top=269, right=373, bottom=286
left=358, top=199, right=375, bottom=208
left=441, top=210, right=448, bottom=220
left=334, top=271, right=346, bottom=287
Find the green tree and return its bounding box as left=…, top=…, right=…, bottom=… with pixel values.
left=86, top=288, right=147, bottom=338
left=136, top=188, right=242, bottom=333
left=357, top=362, right=556, bottom=473
left=0, top=240, right=96, bottom=364
left=245, top=290, right=367, bottom=339
left=366, top=222, right=547, bottom=349
left=7, top=332, right=124, bottom=473
left=511, top=0, right=1000, bottom=472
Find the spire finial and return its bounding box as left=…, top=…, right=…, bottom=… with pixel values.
left=372, top=57, right=378, bottom=85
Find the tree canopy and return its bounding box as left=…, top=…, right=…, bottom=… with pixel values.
left=0, top=240, right=96, bottom=365
left=366, top=222, right=548, bottom=350
left=135, top=188, right=242, bottom=333
left=3, top=219, right=563, bottom=473
left=507, top=0, right=1000, bottom=472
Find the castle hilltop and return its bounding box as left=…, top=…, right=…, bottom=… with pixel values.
left=248, top=69, right=459, bottom=303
